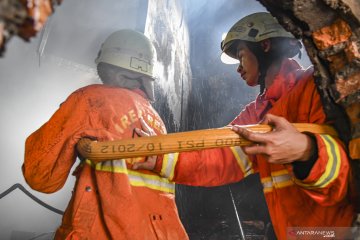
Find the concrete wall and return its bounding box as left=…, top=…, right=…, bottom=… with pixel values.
left=0, top=0, right=153, bottom=239
left=0, top=0, right=192, bottom=238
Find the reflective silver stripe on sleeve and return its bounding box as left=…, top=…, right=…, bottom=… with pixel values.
left=161, top=153, right=178, bottom=179
left=230, top=146, right=253, bottom=176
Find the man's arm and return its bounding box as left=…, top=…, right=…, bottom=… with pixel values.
left=233, top=113, right=351, bottom=206
left=133, top=118, right=256, bottom=186
left=22, top=90, right=116, bottom=193
left=22, top=90, right=89, bottom=193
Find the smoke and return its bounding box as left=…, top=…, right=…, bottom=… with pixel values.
left=0, top=0, right=148, bottom=239
left=0, top=0, right=313, bottom=239
left=181, top=0, right=267, bottom=130
left=174, top=1, right=308, bottom=239
left=180, top=0, right=310, bottom=130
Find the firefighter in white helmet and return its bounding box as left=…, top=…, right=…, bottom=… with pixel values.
left=134, top=12, right=356, bottom=239
left=96, top=29, right=156, bottom=101
left=23, top=29, right=189, bottom=239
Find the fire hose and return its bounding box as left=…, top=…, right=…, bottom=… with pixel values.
left=77, top=123, right=337, bottom=163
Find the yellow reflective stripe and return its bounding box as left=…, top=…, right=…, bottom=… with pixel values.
left=271, top=169, right=289, bottom=177
left=261, top=171, right=294, bottom=193
left=295, top=134, right=341, bottom=189
left=129, top=181, right=174, bottom=193
left=261, top=177, right=272, bottom=183
left=261, top=177, right=273, bottom=193
left=85, top=159, right=95, bottom=167
left=95, top=159, right=128, bottom=173
left=126, top=172, right=175, bottom=193
left=160, top=153, right=179, bottom=180
left=273, top=175, right=293, bottom=188
left=271, top=169, right=294, bottom=188
left=230, top=146, right=254, bottom=176
left=85, top=159, right=175, bottom=193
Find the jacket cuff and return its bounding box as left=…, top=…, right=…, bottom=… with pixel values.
left=154, top=155, right=163, bottom=174
left=292, top=132, right=318, bottom=180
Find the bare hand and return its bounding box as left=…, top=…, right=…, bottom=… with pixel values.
left=232, top=114, right=314, bottom=164
left=132, top=118, right=157, bottom=170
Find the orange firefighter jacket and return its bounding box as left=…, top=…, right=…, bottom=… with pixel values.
left=23, top=85, right=188, bottom=240
left=155, top=59, right=355, bottom=240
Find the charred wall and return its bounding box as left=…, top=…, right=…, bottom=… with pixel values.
left=257, top=0, right=360, bottom=211
left=145, top=0, right=191, bottom=133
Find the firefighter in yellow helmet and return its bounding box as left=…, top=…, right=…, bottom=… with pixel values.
left=23, top=29, right=189, bottom=239
left=134, top=12, right=356, bottom=239
left=221, top=12, right=302, bottom=93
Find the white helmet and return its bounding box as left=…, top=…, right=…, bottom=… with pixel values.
left=221, top=12, right=295, bottom=61
left=96, top=29, right=155, bottom=77
left=96, top=29, right=156, bottom=101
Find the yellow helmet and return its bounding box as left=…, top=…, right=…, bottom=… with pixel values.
left=221, top=12, right=295, bottom=61
left=95, top=29, right=154, bottom=78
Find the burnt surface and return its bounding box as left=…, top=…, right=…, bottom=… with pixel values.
left=0, top=0, right=62, bottom=56
left=146, top=0, right=191, bottom=133
left=258, top=0, right=360, bottom=212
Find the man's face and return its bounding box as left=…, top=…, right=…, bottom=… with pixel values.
left=97, top=63, right=142, bottom=89
left=235, top=41, right=260, bottom=87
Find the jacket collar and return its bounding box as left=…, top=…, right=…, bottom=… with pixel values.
left=260, top=59, right=303, bottom=103
left=132, top=88, right=149, bottom=99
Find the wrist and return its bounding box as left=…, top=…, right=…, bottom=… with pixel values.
left=298, top=133, right=316, bottom=162
left=292, top=132, right=318, bottom=180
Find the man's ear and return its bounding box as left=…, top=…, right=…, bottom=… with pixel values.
left=260, top=39, right=271, bottom=52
